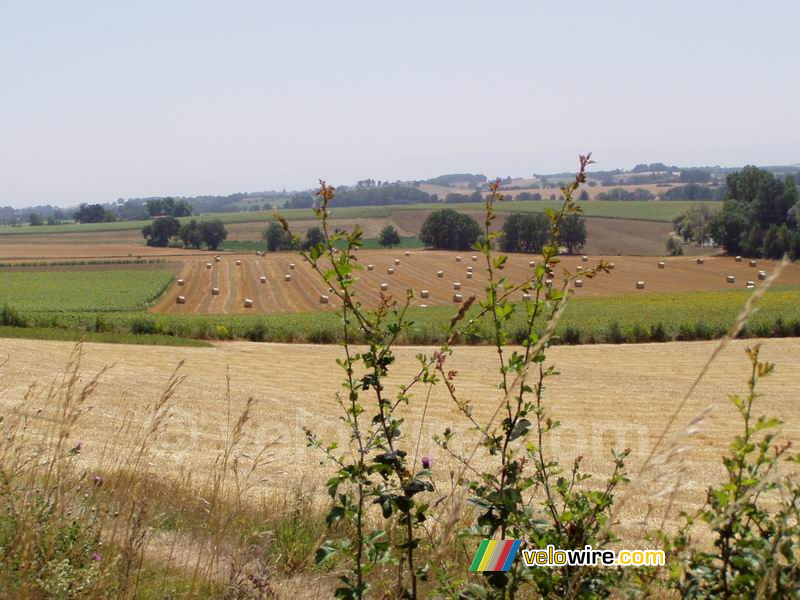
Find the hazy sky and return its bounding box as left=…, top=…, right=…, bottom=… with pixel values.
left=2, top=1, right=798, bottom=208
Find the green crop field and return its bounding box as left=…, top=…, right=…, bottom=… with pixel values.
left=0, top=200, right=721, bottom=237
left=0, top=270, right=174, bottom=312
left=219, top=236, right=424, bottom=253
left=3, top=285, right=799, bottom=346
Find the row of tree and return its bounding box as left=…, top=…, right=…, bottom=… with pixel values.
left=141, top=218, right=227, bottom=249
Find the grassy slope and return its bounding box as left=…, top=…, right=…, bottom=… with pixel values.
left=0, top=200, right=721, bottom=236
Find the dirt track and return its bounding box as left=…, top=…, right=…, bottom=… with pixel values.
left=152, top=249, right=800, bottom=315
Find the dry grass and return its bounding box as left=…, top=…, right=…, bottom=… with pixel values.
left=2, top=335, right=798, bottom=544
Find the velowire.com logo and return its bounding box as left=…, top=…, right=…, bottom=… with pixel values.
left=469, top=540, right=522, bottom=572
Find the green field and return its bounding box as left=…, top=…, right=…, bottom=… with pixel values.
left=0, top=270, right=174, bottom=312
left=219, top=236, right=424, bottom=253
left=0, top=200, right=721, bottom=237
left=3, top=285, right=798, bottom=346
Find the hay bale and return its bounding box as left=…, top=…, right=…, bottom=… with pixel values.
left=471, top=255, right=478, bottom=261
left=758, top=270, right=767, bottom=280
left=436, top=270, right=444, bottom=278
left=235, top=260, right=242, bottom=266
left=522, top=292, right=531, bottom=301
left=215, top=256, right=221, bottom=262
left=244, top=298, right=253, bottom=308
left=380, top=282, right=388, bottom=291
left=319, top=294, right=329, bottom=304
left=420, top=304, right=427, bottom=308
left=211, top=287, right=220, bottom=295
left=636, top=281, right=645, bottom=289
left=746, top=280, right=755, bottom=287
left=206, top=262, right=212, bottom=269
left=749, top=259, right=757, bottom=267
left=452, top=293, right=463, bottom=303
left=529, top=260, right=536, bottom=267
left=284, top=274, right=292, bottom=281
left=289, top=263, right=296, bottom=270
left=387, top=267, right=395, bottom=275
left=658, top=261, right=665, bottom=269
left=727, top=275, right=735, bottom=283
left=696, top=258, right=704, bottom=265
left=176, top=295, right=186, bottom=304
left=746, top=284, right=755, bottom=289
left=420, top=289, right=430, bottom=298
left=177, top=279, right=185, bottom=286
left=259, top=276, right=266, bottom=283
left=404, top=251, right=410, bottom=257
left=735, top=255, right=742, bottom=262
left=367, top=264, right=375, bottom=271
left=575, top=279, right=583, bottom=288
left=581, top=255, right=588, bottom=262
left=545, top=278, right=553, bottom=286
left=256, top=251, right=262, bottom=256
left=576, top=265, right=583, bottom=272
left=608, top=262, right=615, bottom=269
left=456, top=256, right=462, bottom=262
left=394, top=258, right=400, bottom=265
left=453, top=282, right=461, bottom=290
left=466, top=272, right=473, bottom=279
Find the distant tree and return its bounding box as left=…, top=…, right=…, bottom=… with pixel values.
left=74, top=203, right=114, bottom=223
left=679, top=169, right=712, bottom=183
left=142, top=216, right=180, bottom=247
left=146, top=197, right=192, bottom=217
left=378, top=224, right=401, bottom=248
left=500, top=213, right=550, bottom=253
left=302, top=226, right=325, bottom=250
left=28, top=212, right=44, bottom=226
left=558, top=214, right=587, bottom=254
left=672, top=204, right=715, bottom=245
left=284, top=192, right=315, bottom=209
left=200, top=220, right=227, bottom=250
left=578, top=189, right=590, bottom=201
left=419, top=209, right=481, bottom=250
left=179, top=219, right=204, bottom=249
left=666, top=236, right=684, bottom=256
left=264, top=221, right=295, bottom=251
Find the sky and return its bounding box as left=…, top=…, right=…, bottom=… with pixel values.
left=1, top=1, right=798, bottom=208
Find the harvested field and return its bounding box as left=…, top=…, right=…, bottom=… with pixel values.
left=1, top=336, right=798, bottom=541
left=0, top=242, right=209, bottom=261
left=152, top=250, right=800, bottom=315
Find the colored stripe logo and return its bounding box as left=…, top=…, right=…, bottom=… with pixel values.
left=469, top=540, right=521, bottom=572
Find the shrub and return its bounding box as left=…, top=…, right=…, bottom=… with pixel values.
left=130, top=315, right=157, bottom=335
left=419, top=208, right=481, bottom=250
left=560, top=325, right=582, bottom=345
left=0, top=304, right=27, bottom=327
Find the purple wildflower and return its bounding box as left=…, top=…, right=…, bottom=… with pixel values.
left=92, top=474, right=103, bottom=486
left=91, top=552, right=101, bottom=562
left=421, top=455, right=431, bottom=469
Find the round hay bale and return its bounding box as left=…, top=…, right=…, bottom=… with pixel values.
left=420, top=289, right=430, bottom=298
left=256, top=251, right=262, bottom=256
left=735, top=255, right=742, bottom=262
left=466, top=272, right=473, bottom=279
left=749, top=259, right=757, bottom=267
left=453, top=282, right=461, bottom=290
left=746, top=284, right=756, bottom=289
left=522, top=292, right=531, bottom=301
left=259, top=276, right=266, bottom=283
left=456, top=256, right=462, bottom=262
left=215, top=256, right=221, bottom=262
left=420, top=304, right=427, bottom=308
left=235, top=260, right=242, bottom=266
left=727, top=275, right=735, bottom=283
left=636, top=281, right=645, bottom=289
left=284, top=274, right=292, bottom=281
left=404, top=251, right=410, bottom=257
left=380, top=282, right=388, bottom=291
left=452, top=292, right=463, bottom=303
left=545, top=278, right=553, bottom=286
left=696, top=258, right=704, bottom=265
left=387, top=267, right=395, bottom=275
left=436, top=270, right=444, bottom=278
left=394, top=258, right=400, bottom=265
left=758, top=270, right=767, bottom=280
left=581, top=255, right=588, bottom=262
left=471, top=255, right=478, bottom=262
left=576, top=265, right=583, bottom=272
left=211, top=287, right=220, bottom=295
left=608, top=262, right=615, bottom=269
left=746, top=280, right=755, bottom=287
left=658, top=261, right=665, bottom=269
left=289, top=263, right=296, bottom=270
left=206, top=262, right=212, bottom=269
left=244, top=298, right=253, bottom=308
left=177, top=279, right=185, bottom=286
left=319, top=294, right=329, bottom=304
left=176, top=295, right=186, bottom=304
left=529, top=260, right=536, bottom=267
left=367, top=264, right=375, bottom=271
left=575, top=279, right=583, bottom=288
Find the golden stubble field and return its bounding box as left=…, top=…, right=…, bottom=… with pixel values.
left=2, top=336, right=798, bottom=543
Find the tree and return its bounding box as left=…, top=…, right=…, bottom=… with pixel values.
left=578, top=189, right=590, bottom=201
left=500, top=213, right=550, bottom=253
left=378, top=225, right=401, bottom=248
left=666, top=236, right=683, bottom=256
left=142, top=216, right=180, bottom=247
left=419, top=209, right=481, bottom=250
left=672, top=204, right=714, bottom=245
left=200, top=220, right=227, bottom=250
left=263, top=221, right=294, bottom=251
left=146, top=197, right=192, bottom=217
left=558, top=214, right=586, bottom=253
left=28, top=212, right=44, bottom=226
left=179, top=219, right=204, bottom=249
left=302, top=226, right=325, bottom=250
left=74, top=203, right=114, bottom=223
